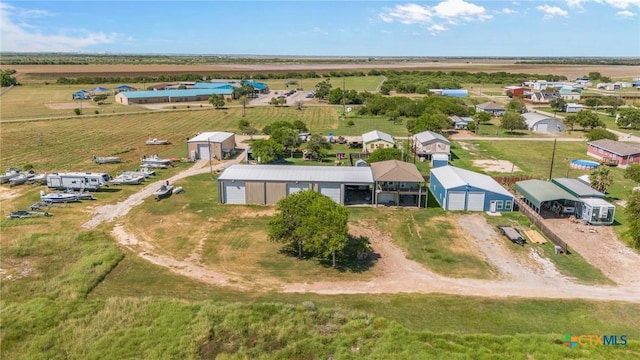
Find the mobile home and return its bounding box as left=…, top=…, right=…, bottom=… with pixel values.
left=46, top=172, right=111, bottom=191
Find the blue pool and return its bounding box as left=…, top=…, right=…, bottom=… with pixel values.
left=570, top=159, right=600, bottom=170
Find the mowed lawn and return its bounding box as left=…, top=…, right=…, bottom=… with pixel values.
left=261, top=75, right=385, bottom=92
left=0, top=106, right=338, bottom=171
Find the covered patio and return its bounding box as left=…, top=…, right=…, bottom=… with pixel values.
left=515, top=179, right=580, bottom=218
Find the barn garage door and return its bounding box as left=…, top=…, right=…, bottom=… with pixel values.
left=447, top=192, right=466, bottom=211
left=224, top=182, right=246, bottom=204
left=287, top=184, right=308, bottom=195
left=198, top=144, right=210, bottom=159
left=536, top=123, right=548, bottom=132
left=319, top=184, right=341, bottom=203
left=467, top=192, right=485, bottom=211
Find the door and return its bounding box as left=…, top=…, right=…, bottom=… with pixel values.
left=537, top=123, right=548, bottom=132
left=198, top=144, right=210, bottom=159
left=489, top=200, right=497, bottom=213
left=319, top=184, right=341, bottom=203
left=224, top=182, right=246, bottom=204
left=286, top=183, right=308, bottom=195
left=467, top=192, right=485, bottom=211
left=447, top=192, right=466, bottom=210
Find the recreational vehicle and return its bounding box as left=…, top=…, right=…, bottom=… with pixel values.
left=46, top=172, right=111, bottom=191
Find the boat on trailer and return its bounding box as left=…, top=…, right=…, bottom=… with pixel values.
left=141, top=154, right=173, bottom=167
left=93, top=156, right=121, bottom=164
left=0, top=168, right=21, bottom=184
left=146, top=138, right=171, bottom=145
left=110, top=173, right=146, bottom=185
left=153, top=183, right=174, bottom=200
left=8, top=171, right=35, bottom=186
left=40, top=190, right=80, bottom=203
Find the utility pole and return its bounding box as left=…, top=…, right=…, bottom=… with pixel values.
left=548, top=138, right=557, bottom=181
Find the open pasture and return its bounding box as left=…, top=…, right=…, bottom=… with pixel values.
left=0, top=106, right=338, bottom=171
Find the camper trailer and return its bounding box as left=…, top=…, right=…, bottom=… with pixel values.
left=46, top=172, right=111, bottom=191
left=577, top=198, right=615, bottom=225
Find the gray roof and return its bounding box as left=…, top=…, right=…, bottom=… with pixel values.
left=413, top=130, right=450, bottom=145
left=514, top=180, right=579, bottom=209
left=476, top=102, right=504, bottom=110
left=188, top=132, right=235, bottom=143
left=450, top=115, right=472, bottom=124
left=430, top=166, right=512, bottom=197
left=362, top=130, right=394, bottom=144
left=587, top=139, right=640, bottom=156
left=521, top=113, right=563, bottom=128
left=552, top=178, right=604, bottom=198
left=581, top=197, right=614, bottom=207
left=218, top=164, right=374, bottom=183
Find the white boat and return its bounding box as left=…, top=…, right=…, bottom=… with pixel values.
left=8, top=172, right=35, bottom=186
left=0, top=168, right=20, bottom=184
left=110, top=174, right=146, bottom=185
left=146, top=138, right=171, bottom=145
left=172, top=186, right=184, bottom=194
left=141, top=154, right=173, bottom=166
left=154, top=183, right=174, bottom=200
left=28, top=173, right=47, bottom=185
left=93, top=156, right=121, bottom=164
left=140, top=163, right=169, bottom=169
left=40, top=190, right=79, bottom=203
left=65, top=189, right=96, bottom=200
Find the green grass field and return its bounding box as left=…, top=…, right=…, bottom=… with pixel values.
left=262, top=75, right=385, bottom=92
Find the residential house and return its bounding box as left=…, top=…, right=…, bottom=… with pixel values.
left=559, top=87, right=582, bottom=101
left=587, top=139, right=640, bottom=168
left=411, top=130, right=451, bottom=160
left=475, top=102, right=506, bottom=116
left=450, top=115, right=473, bottom=130
left=371, top=160, right=426, bottom=207
left=362, top=130, right=395, bottom=153
left=529, top=91, right=559, bottom=104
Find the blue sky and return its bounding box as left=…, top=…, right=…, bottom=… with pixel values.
left=1, top=1, right=639, bottom=56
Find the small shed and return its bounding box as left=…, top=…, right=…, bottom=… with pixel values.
left=187, top=132, right=236, bottom=160
left=565, top=103, right=584, bottom=113
left=552, top=178, right=604, bottom=199
left=577, top=198, right=615, bottom=225
left=431, top=153, right=449, bottom=168
left=430, top=166, right=514, bottom=212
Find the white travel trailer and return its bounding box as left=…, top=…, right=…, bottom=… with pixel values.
left=46, top=172, right=111, bottom=191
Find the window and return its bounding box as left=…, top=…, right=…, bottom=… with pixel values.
left=496, top=201, right=503, bottom=210
left=505, top=200, right=512, bottom=210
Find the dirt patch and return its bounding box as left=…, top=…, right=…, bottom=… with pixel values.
left=473, top=160, right=520, bottom=173
left=47, top=102, right=96, bottom=110
left=544, top=219, right=640, bottom=287
left=0, top=187, right=22, bottom=200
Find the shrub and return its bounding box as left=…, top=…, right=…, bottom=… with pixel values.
left=346, top=120, right=355, bottom=126
left=74, top=108, right=81, bottom=115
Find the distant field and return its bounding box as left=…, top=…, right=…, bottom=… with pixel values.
left=0, top=106, right=338, bottom=171
left=262, top=75, right=385, bottom=92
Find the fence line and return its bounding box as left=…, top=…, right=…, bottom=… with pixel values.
left=515, top=198, right=569, bottom=254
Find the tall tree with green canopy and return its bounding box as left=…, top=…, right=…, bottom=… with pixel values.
left=250, top=138, right=283, bottom=164
left=500, top=111, right=527, bottom=133
left=472, top=111, right=492, bottom=135
left=576, top=110, right=603, bottom=130
left=624, top=164, right=640, bottom=184
left=305, top=134, right=331, bottom=161
left=589, top=167, right=613, bottom=193
left=299, top=194, right=349, bottom=268
left=208, top=94, right=225, bottom=109
left=367, top=148, right=401, bottom=163
left=268, top=190, right=316, bottom=258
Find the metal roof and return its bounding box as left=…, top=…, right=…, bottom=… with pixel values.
left=370, top=160, right=424, bottom=182
left=521, top=113, right=564, bottom=128
left=515, top=179, right=579, bottom=209
left=552, top=178, right=604, bottom=198
left=476, top=102, right=504, bottom=110
left=413, top=130, right=450, bottom=145
left=581, top=197, right=614, bottom=207
left=362, top=130, right=394, bottom=144
left=192, top=82, right=237, bottom=90
left=218, top=164, right=375, bottom=183
left=188, top=132, right=235, bottom=143
left=119, top=88, right=233, bottom=99
left=450, top=115, right=472, bottom=124
left=430, top=166, right=512, bottom=197
left=587, top=139, right=640, bottom=156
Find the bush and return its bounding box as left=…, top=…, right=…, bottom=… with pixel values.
left=586, top=128, right=618, bottom=142
left=74, top=108, right=81, bottom=115
left=94, top=110, right=99, bottom=114
left=346, top=120, right=355, bottom=126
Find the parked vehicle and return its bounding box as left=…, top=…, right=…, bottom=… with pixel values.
left=46, top=172, right=111, bottom=191
left=6, top=210, right=53, bottom=219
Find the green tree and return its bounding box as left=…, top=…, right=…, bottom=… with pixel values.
left=472, top=111, right=492, bottom=135
left=269, top=97, right=280, bottom=106
left=238, top=119, right=256, bottom=136
left=616, top=108, right=640, bottom=130
left=506, top=99, right=526, bottom=113
left=292, top=120, right=309, bottom=132
left=268, top=190, right=316, bottom=258
left=0, top=69, right=18, bottom=87
left=549, top=98, right=566, bottom=112
left=208, top=94, right=225, bottom=108
left=589, top=167, right=613, bottom=193
left=585, top=128, right=618, bottom=142
left=500, top=112, right=527, bottom=133
left=367, top=148, right=401, bottom=163
left=305, top=134, right=331, bottom=161
left=588, top=72, right=602, bottom=81
left=564, top=114, right=577, bottom=132
left=624, top=164, right=640, bottom=184
left=314, top=79, right=332, bottom=99
left=92, top=94, right=108, bottom=105
left=626, top=191, right=640, bottom=248
left=299, top=193, right=349, bottom=268
left=278, top=97, right=287, bottom=106
left=575, top=110, right=603, bottom=131
left=328, top=88, right=343, bottom=105
left=250, top=138, right=283, bottom=164
left=271, top=126, right=301, bottom=154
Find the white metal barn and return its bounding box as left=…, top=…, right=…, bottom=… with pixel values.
left=187, top=132, right=236, bottom=160
left=217, top=165, right=374, bottom=205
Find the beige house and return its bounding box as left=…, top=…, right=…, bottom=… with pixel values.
left=371, top=160, right=425, bottom=207
left=362, top=130, right=395, bottom=153
left=187, top=132, right=236, bottom=160
left=411, top=130, right=450, bottom=159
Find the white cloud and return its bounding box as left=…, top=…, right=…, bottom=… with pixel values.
left=603, top=0, right=640, bottom=9
left=566, top=0, right=588, bottom=9
left=0, top=3, right=123, bottom=52
left=616, top=9, right=637, bottom=15
left=378, top=1, right=491, bottom=33
left=536, top=5, right=569, bottom=18
left=312, top=27, right=329, bottom=35
left=499, top=8, right=518, bottom=14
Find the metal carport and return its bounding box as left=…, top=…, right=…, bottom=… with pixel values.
left=515, top=179, right=579, bottom=213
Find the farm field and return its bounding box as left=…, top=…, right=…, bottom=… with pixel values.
left=3, top=61, right=640, bottom=359
left=261, top=75, right=385, bottom=92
